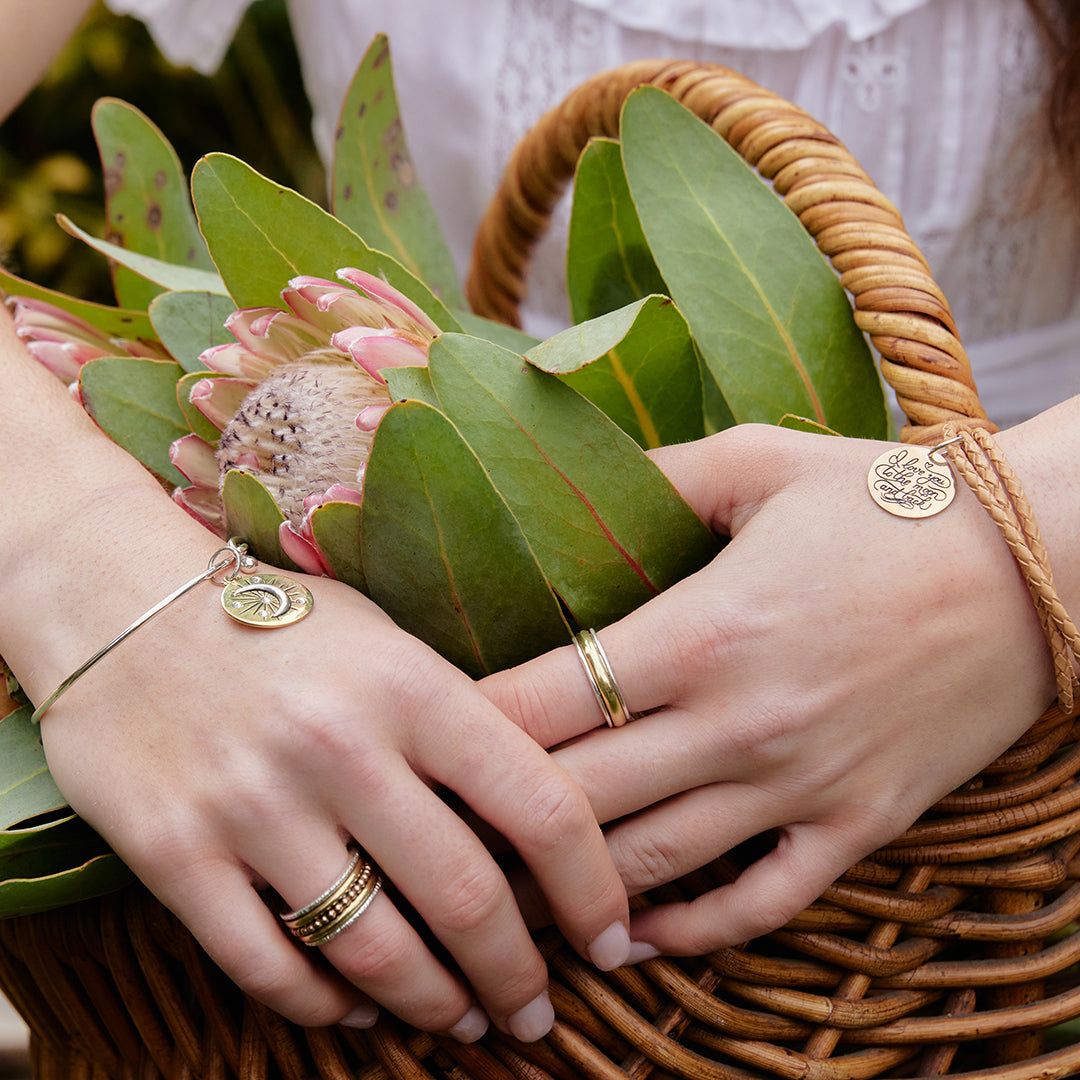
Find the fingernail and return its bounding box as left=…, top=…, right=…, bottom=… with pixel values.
left=588, top=921, right=631, bottom=971
left=341, top=1003, right=379, bottom=1028
left=507, top=990, right=554, bottom=1042
left=627, top=941, right=660, bottom=964
left=448, top=1005, right=489, bottom=1043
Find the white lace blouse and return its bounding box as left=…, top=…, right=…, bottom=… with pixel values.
left=105, top=0, right=1080, bottom=429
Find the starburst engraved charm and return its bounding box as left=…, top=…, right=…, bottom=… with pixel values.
left=220, top=573, right=314, bottom=627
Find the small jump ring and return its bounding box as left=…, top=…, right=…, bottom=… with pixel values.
left=207, top=539, right=256, bottom=584
left=280, top=847, right=383, bottom=947
left=927, top=434, right=965, bottom=464
left=573, top=628, right=637, bottom=728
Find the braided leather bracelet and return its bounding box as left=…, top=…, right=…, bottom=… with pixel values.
left=868, top=423, right=1080, bottom=716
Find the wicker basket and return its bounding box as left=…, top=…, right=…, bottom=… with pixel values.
left=4, top=60, right=1080, bottom=1080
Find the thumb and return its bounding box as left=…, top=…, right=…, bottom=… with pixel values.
left=647, top=424, right=816, bottom=536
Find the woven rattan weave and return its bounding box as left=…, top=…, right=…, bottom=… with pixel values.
left=3, top=60, right=1079, bottom=1080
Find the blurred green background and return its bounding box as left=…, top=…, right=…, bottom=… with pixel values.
left=0, top=0, right=324, bottom=304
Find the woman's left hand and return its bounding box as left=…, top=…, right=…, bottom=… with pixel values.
left=482, top=417, right=1070, bottom=957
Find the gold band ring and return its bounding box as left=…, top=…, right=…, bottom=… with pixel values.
left=573, top=628, right=636, bottom=728
left=280, top=848, right=383, bottom=947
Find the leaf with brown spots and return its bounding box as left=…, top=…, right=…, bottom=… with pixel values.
left=331, top=35, right=463, bottom=307
left=92, top=98, right=215, bottom=310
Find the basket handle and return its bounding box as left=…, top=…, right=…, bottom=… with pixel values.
left=465, top=59, right=992, bottom=444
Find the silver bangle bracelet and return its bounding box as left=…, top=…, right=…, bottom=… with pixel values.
left=31, top=539, right=313, bottom=724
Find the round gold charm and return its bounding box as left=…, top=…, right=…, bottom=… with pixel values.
left=867, top=445, right=956, bottom=519
left=220, top=573, right=314, bottom=627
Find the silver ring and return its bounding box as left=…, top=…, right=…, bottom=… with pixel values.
left=280, top=847, right=383, bottom=946
left=573, top=628, right=636, bottom=728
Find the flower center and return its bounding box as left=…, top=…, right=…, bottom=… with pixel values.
left=216, top=355, right=388, bottom=525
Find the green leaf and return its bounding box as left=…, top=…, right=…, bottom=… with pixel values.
left=79, top=356, right=189, bottom=485
left=92, top=97, right=215, bottom=309
left=0, top=847, right=133, bottom=918
left=310, top=500, right=367, bottom=594
left=190, top=154, right=461, bottom=331
left=384, top=365, right=439, bottom=408
left=361, top=401, right=571, bottom=677
left=427, top=334, right=722, bottom=628
left=331, top=35, right=464, bottom=308
left=221, top=470, right=301, bottom=572
left=620, top=87, right=886, bottom=438
left=450, top=309, right=541, bottom=353
left=0, top=266, right=157, bottom=343
left=58, top=214, right=229, bottom=297
left=0, top=707, right=67, bottom=830
left=149, top=290, right=236, bottom=373
left=567, top=137, right=669, bottom=323
left=526, top=296, right=704, bottom=449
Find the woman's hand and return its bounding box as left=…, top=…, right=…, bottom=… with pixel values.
left=23, top=555, right=633, bottom=1041
left=0, top=317, right=629, bottom=1042
left=483, top=414, right=1076, bottom=958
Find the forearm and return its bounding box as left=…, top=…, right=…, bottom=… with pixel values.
left=0, top=306, right=217, bottom=700
left=0, top=0, right=95, bottom=121
left=996, top=396, right=1080, bottom=628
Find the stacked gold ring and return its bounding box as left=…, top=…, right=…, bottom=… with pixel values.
left=280, top=848, right=382, bottom=947
left=573, top=628, right=637, bottom=728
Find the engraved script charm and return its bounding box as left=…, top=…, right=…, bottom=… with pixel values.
left=220, top=573, right=314, bottom=627
left=867, top=446, right=956, bottom=519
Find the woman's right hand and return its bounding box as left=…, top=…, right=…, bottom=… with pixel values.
left=0, top=318, right=630, bottom=1043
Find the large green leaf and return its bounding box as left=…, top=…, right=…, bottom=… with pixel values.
left=92, top=98, right=215, bottom=310
left=620, top=87, right=886, bottom=438
left=426, top=334, right=721, bottom=628
left=0, top=844, right=133, bottom=918
left=58, top=215, right=228, bottom=297
left=567, top=137, right=668, bottom=324
left=0, top=707, right=66, bottom=830
left=149, top=290, right=236, bottom=373
left=310, top=500, right=367, bottom=594
left=79, top=356, right=189, bottom=485
left=526, top=296, right=705, bottom=449
left=384, top=365, right=440, bottom=408
left=450, top=309, right=540, bottom=354
left=190, top=154, right=461, bottom=331
left=360, top=401, right=571, bottom=678
left=220, top=469, right=301, bottom=572
left=331, top=35, right=463, bottom=307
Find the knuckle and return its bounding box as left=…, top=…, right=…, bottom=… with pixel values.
left=609, top=831, right=682, bottom=893
left=486, top=670, right=560, bottom=745
left=517, top=775, right=591, bottom=856
left=232, top=956, right=338, bottom=1027
left=430, top=866, right=507, bottom=938
left=335, top=917, right=413, bottom=985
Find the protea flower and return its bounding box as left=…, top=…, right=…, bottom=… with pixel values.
left=9, top=296, right=170, bottom=381
left=170, top=268, right=439, bottom=575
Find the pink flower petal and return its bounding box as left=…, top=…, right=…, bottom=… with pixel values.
left=356, top=403, right=392, bottom=431
left=25, top=340, right=95, bottom=381
left=323, top=483, right=364, bottom=505
left=282, top=277, right=377, bottom=334
left=199, top=342, right=276, bottom=380
left=336, top=268, right=440, bottom=336
left=331, top=326, right=429, bottom=381
left=188, top=375, right=257, bottom=431
left=169, top=433, right=219, bottom=487
left=279, top=520, right=331, bottom=577
left=173, top=485, right=227, bottom=536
